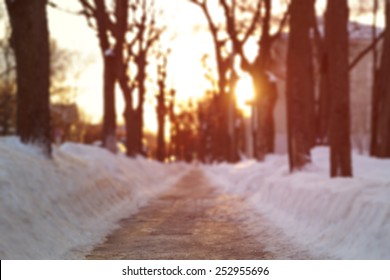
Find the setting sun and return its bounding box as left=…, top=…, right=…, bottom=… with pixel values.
left=235, top=74, right=255, bottom=118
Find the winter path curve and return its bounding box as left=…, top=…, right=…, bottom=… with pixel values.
left=86, top=168, right=312, bottom=259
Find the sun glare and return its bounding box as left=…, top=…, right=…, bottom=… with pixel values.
left=235, top=74, right=255, bottom=118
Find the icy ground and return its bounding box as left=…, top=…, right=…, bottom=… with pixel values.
left=1, top=137, right=390, bottom=259
left=86, top=168, right=314, bottom=259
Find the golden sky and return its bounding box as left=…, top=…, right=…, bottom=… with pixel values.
left=48, top=0, right=213, bottom=132
left=46, top=0, right=384, bottom=133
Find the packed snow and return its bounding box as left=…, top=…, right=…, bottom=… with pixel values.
left=203, top=147, right=390, bottom=259
left=0, top=137, right=188, bottom=259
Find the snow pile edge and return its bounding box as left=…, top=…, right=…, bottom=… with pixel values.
left=0, top=137, right=188, bottom=259
left=203, top=148, right=390, bottom=259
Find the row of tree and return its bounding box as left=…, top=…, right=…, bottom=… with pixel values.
left=187, top=0, right=390, bottom=177
left=0, top=2, right=87, bottom=143
left=3, top=0, right=390, bottom=178
left=287, top=0, right=390, bottom=176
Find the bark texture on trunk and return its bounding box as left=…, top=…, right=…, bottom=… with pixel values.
left=372, top=1, right=390, bottom=157
left=326, top=0, right=352, bottom=177
left=286, top=0, right=315, bottom=171
left=6, top=0, right=52, bottom=157
left=93, top=0, right=117, bottom=152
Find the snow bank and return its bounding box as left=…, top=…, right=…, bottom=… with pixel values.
left=0, top=137, right=188, bottom=259
left=203, top=147, right=390, bottom=259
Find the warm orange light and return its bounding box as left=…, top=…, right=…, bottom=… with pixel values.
left=235, top=74, right=255, bottom=118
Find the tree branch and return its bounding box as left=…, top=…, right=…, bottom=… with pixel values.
left=270, top=3, right=291, bottom=43
left=78, top=0, right=97, bottom=29
left=48, top=1, right=86, bottom=15
left=78, top=0, right=96, bottom=14
left=189, top=0, right=219, bottom=42
left=241, top=0, right=262, bottom=44
left=220, top=0, right=236, bottom=42
left=349, top=31, right=385, bottom=71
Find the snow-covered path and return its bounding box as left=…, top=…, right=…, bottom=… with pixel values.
left=3, top=138, right=388, bottom=259
left=86, top=168, right=313, bottom=259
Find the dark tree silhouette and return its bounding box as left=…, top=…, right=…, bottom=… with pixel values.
left=80, top=0, right=163, bottom=157
left=79, top=0, right=129, bottom=153
left=372, top=0, right=390, bottom=157
left=286, top=0, right=315, bottom=171
left=120, top=0, right=163, bottom=156
left=310, top=7, right=330, bottom=146
left=193, top=0, right=288, bottom=161
left=167, top=89, right=177, bottom=160
left=219, top=0, right=260, bottom=162
left=370, top=0, right=380, bottom=156
left=228, top=0, right=288, bottom=159
left=5, top=0, right=52, bottom=157
left=155, top=50, right=169, bottom=162
left=326, top=0, right=352, bottom=177
left=189, top=0, right=236, bottom=162
left=172, top=102, right=198, bottom=162
left=314, top=0, right=383, bottom=148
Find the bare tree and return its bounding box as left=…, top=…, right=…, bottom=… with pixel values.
left=1, top=7, right=85, bottom=137
left=5, top=0, right=52, bottom=157
left=312, top=0, right=384, bottom=151
left=79, top=0, right=163, bottom=156
left=197, top=0, right=289, bottom=161
left=120, top=0, right=163, bottom=156
left=218, top=0, right=260, bottom=162
left=79, top=0, right=128, bottom=153
left=370, top=0, right=379, bottom=156
left=231, top=0, right=289, bottom=159
left=310, top=4, right=330, bottom=146
left=286, top=0, right=315, bottom=171
left=189, top=0, right=235, bottom=162
left=372, top=0, right=390, bottom=157
left=326, top=0, right=352, bottom=177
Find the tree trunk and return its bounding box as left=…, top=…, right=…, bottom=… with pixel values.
left=93, top=0, right=117, bottom=153
left=250, top=71, right=270, bottom=160
left=265, top=81, right=278, bottom=153
left=317, top=52, right=331, bottom=145
left=256, top=74, right=278, bottom=157
left=102, top=56, right=117, bottom=152
left=256, top=0, right=274, bottom=158
left=135, top=58, right=147, bottom=155
left=118, top=67, right=137, bottom=157
left=311, top=4, right=330, bottom=146
left=156, top=82, right=166, bottom=162
left=111, top=0, right=128, bottom=154
left=370, top=0, right=379, bottom=156
left=374, top=0, right=390, bottom=157
left=123, top=103, right=136, bottom=157
left=286, top=0, right=315, bottom=171
left=235, top=0, right=277, bottom=161
left=326, top=0, right=352, bottom=177
left=5, top=0, right=51, bottom=157
left=156, top=54, right=170, bottom=162
left=227, top=66, right=238, bottom=162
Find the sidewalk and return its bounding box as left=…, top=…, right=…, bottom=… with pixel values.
left=86, top=168, right=309, bottom=259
